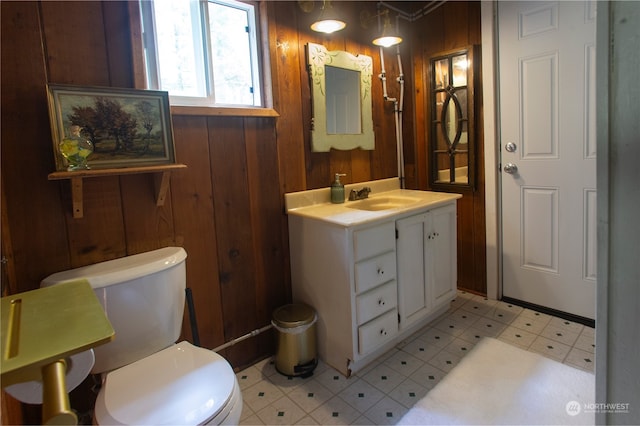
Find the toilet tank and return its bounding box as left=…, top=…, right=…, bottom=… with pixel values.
left=41, top=247, right=187, bottom=374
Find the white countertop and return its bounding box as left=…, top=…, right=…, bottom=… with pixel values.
left=285, top=178, right=462, bottom=227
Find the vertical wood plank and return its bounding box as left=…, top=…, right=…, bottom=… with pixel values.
left=208, top=116, right=259, bottom=366
left=41, top=0, right=129, bottom=266
left=40, top=1, right=111, bottom=86
left=1, top=5, right=74, bottom=420
left=63, top=176, right=127, bottom=266
left=244, top=117, right=287, bottom=354
left=127, top=1, right=147, bottom=89
left=171, top=115, right=225, bottom=349
left=1, top=390, right=23, bottom=426
left=245, top=117, right=287, bottom=314
left=413, top=34, right=429, bottom=189
left=329, top=149, right=353, bottom=187
left=411, top=1, right=486, bottom=294
left=400, top=32, right=417, bottom=189
left=101, top=1, right=134, bottom=88
left=1, top=180, right=18, bottom=297
left=351, top=149, right=373, bottom=184
left=270, top=2, right=307, bottom=193
left=444, top=2, right=470, bottom=50
left=120, top=173, right=175, bottom=255
left=1, top=1, right=71, bottom=288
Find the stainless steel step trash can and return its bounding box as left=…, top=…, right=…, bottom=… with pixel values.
left=272, top=303, right=318, bottom=377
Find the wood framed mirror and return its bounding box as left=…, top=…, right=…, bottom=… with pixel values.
left=429, top=46, right=477, bottom=190
left=307, top=42, right=374, bottom=152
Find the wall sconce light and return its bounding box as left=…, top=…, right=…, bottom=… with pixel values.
left=310, top=0, right=346, bottom=34
left=372, top=10, right=402, bottom=47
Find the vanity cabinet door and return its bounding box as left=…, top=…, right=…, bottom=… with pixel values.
left=396, top=203, right=457, bottom=330
left=396, top=212, right=430, bottom=328
left=430, top=203, right=457, bottom=307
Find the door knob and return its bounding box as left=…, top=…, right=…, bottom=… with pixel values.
left=503, top=163, right=518, bottom=174
left=505, top=142, right=517, bottom=152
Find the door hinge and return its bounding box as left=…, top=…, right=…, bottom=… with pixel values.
left=398, top=313, right=401, bottom=323
left=395, top=229, right=399, bottom=239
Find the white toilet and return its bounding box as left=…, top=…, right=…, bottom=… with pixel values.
left=41, top=247, right=243, bottom=425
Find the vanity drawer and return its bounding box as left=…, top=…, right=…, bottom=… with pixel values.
left=353, top=221, right=396, bottom=261
left=356, top=281, right=397, bottom=325
left=355, top=251, right=396, bottom=293
left=358, top=309, right=398, bottom=355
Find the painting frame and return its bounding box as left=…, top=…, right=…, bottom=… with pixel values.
left=47, top=84, right=176, bottom=171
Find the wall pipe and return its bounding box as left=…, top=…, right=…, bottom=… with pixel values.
left=395, top=35, right=406, bottom=188
left=185, top=287, right=272, bottom=353
left=378, top=46, right=403, bottom=186
left=211, top=324, right=273, bottom=353
left=377, top=11, right=406, bottom=188
left=185, top=288, right=200, bottom=347
left=378, top=1, right=446, bottom=22
left=373, top=0, right=445, bottom=186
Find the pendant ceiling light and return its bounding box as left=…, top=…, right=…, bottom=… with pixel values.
left=372, top=10, right=402, bottom=47
left=310, top=0, right=346, bottom=34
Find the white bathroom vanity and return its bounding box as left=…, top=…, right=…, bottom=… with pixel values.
left=285, top=178, right=461, bottom=376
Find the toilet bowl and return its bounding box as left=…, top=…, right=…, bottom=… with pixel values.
left=94, top=341, right=242, bottom=425
left=41, top=247, right=243, bottom=425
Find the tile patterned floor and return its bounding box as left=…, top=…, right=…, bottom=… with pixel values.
left=237, top=291, right=595, bottom=425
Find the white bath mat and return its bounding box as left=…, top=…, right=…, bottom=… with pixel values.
left=398, top=337, right=595, bottom=425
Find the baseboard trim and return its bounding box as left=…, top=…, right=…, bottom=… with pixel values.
left=501, top=296, right=595, bottom=328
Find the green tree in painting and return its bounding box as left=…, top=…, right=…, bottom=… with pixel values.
left=136, top=100, right=156, bottom=153
left=93, top=97, right=137, bottom=152
left=136, top=100, right=155, bottom=137
left=68, top=97, right=137, bottom=153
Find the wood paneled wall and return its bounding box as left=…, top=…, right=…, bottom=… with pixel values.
left=409, top=1, right=486, bottom=294
left=268, top=1, right=406, bottom=192
left=1, top=1, right=484, bottom=422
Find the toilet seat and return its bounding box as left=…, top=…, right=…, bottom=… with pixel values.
left=94, top=341, right=238, bottom=425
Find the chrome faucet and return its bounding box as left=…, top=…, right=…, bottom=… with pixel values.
left=348, top=187, right=372, bottom=201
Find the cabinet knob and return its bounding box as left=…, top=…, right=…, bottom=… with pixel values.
left=377, top=268, right=384, bottom=275
left=380, top=329, right=387, bottom=336
left=378, top=298, right=385, bottom=306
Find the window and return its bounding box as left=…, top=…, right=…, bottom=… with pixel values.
left=140, top=0, right=263, bottom=107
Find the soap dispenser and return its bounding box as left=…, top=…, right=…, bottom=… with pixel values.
left=331, top=173, right=346, bottom=204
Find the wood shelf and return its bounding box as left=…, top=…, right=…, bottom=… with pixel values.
left=48, top=164, right=187, bottom=218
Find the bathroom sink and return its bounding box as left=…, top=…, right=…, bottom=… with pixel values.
left=345, top=196, right=421, bottom=211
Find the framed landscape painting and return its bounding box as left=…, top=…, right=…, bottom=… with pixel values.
left=47, top=84, right=176, bottom=171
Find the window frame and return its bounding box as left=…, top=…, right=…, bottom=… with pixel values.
left=136, top=0, right=275, bottom=116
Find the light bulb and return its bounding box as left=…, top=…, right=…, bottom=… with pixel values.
left=310, top=19, right=346, bottom=34
left=372, top=35, right=402, bottom=48
left=371, top=12, right=402, bottom=47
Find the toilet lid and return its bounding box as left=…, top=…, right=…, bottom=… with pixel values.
left=94, top=341, right=236, bottom=425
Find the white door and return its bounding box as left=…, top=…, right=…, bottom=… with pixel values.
left=498, top=1, right=597, bottom=319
